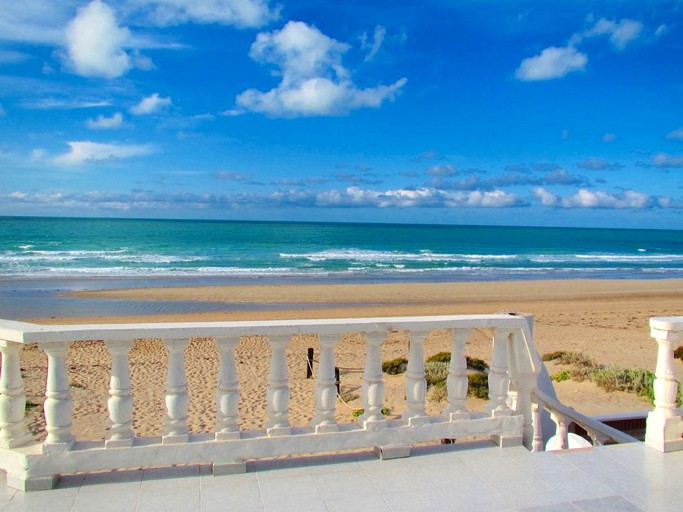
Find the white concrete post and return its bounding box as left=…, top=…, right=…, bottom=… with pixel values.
left=105, top=340, right=134, bottom=447
left=360, top=332, right=387, bottom=430
left=444, top=328, right=471, bottom=421
left=486, top=328, right=513, bottom=416
left=39, top=341, right=74, bottom=453
left=645, top=317, right=683, bottom=452
left=312, top=334, right=340, bottom=433
left=0, top=341, right=31, bottom=448
left=162, top=338, right=189, bottom=444
left=266, top=334, right=291, bottom=436
left=404, top=331, right=429, bottom=425
left=550, top=411, right=569, bottom=450
left=215, top=336, right=240, bottom=441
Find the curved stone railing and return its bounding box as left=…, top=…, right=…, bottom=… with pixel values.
left=533, top=388, right=639, bottom=450
left=0, top=314, right=542, bottom=491
left=646, top=316, right=683, bottom=452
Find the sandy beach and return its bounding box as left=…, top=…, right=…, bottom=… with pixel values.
left=17, top=279, right=683, bottom=442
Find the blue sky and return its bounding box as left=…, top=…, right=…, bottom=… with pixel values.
left=1, top=0, right=682, bottom=229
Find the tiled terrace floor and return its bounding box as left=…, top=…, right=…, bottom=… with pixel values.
left=1, top=441, right=681, bottom=512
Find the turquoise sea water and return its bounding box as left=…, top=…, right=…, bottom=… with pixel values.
left=2, top=216, right=683, bottom=281
left=1, top=216, right=682, bottom=319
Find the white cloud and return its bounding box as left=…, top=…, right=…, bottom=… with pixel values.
left=130, top=93, right=172, bottom=115
left=234, top=21, right=407, bottom=117
left=602, top=133, right=618, bottom=142
left=86, top=112, right=124, bottom=129
left=361, top=25, right=386, bottom=62
left=666, top=128, right=683, bottom=141
left=135, top=0, right=279, bottom=28
left=53, top=141, right=155, bottom=166
left=534, top=187, right=655, bottom=209
left=576, top=157, right=623, bottom=171
left=515, top=46, right=587, bottom=81
left=651, top=153, right=683, bottom=168
left=0, top=1, right=71, bottom=45
left=582, top=18, right=644, bottom=50
left=425, top=164, right=457, bottom=177
left=65, top=0, right=136, bottom=79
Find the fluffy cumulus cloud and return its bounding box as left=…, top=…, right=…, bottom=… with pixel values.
left=65, top=0, right=136, bottom=79
left=53, top=141, right=155, bottom=166
left=666, top=128, right=683, bottom=141
left=234, top=21, right=407, bottom=117
left=86, top=112, right=124, bottom=129
left=133, top=0, right=279, bottom=28
left=130, top=93, right=172, bottom=115
left=533, top=187, right=660, bottom=209
left=515, top=46, right=587, bottom=81
left=650, top=154, right=683, bottom=168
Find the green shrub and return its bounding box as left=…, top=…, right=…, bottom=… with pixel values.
left=382, top=357, right=407, bottom=375
left=542, top=351, right=567, bottom=362
left=426, top=352, right=451, bottom=364
left=467, top=372, right=489, bottom=399
left=424, top=361, right=449, bottom=387
left=351, top=407, right=390, bottom=418
left=550, top=370, right=571, bottom=382
left=466, top=357, right=489, bottom=372
left=428, top=380, right=448, bottom=402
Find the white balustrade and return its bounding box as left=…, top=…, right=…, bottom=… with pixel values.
left=311, top=334, right=339, bottom=433
left=487, top=328, right=513, bottom=416
left=0, top=314, right=546, bottom=491
left=360, top=332, right=387, bottom=430
left=266, top=335, right=291, bottom=436
left=0, top=341, right=31, bottom=448
left=40, top=341, right=74, bottom=453
left=646, top=317, right=683, bottom=452
left=105, top=340, right=134, bottom=447
left=403, top=331, right=428, bottom=425
left=215, top=336, right=240, bottom=440
left=162, top=338, right=189, bottom=443
left=443, top=329, right=471, bottom=420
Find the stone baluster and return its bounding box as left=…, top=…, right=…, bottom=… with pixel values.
left=0, top=341, right=31, bottom=448
left=266, top=335, right=291, bottom=436
left=645, top=319, right=683, bottom=452
left=588, top=430, right=610, bottom=446
left=162, top=338, right=189, bottom=444
left=486, top=328, right=513, bottom=416
left=550, top=411, right=569, bottom=450
left=39, top=342, right=74, bottom=453
left=105, top=340, right=134, bottom=447
left=360, top=332, right=387, bottom=430
left=311, top=334, right=340, bottom=433
left=215, top=336, right=240, bottom=441
left=404, top=331, right=429, bottom=426
left=530, top=399, right=544, bottom=452
left=443, top=329, right=471, bottom=421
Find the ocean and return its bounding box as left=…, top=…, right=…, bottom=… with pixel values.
left=1, top=216, right=682, bottom=319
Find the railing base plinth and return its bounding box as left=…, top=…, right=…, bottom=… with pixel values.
left=363, top=418, right=387, bottom=431
left=8, top=474, right=58, bottom=492
left=406, top=415, right=430, bottom=427
left=162, top=433, right=189, bottom=445
left=314, top=424, right=339, bottom=434
left=105, top=437, right=134, bottom=449
left=0, top=433, right=32, bottom=450
left=215, top=431, right=241, bottom=441
left=374, top=444, right=410, bottom=460
left=212, top=460, right=246, bottom=476
left=492, top=434, right=523, bottom=448
left=448, top=411, right=470, bottom=422
left=489, top=408, right=513, bottom=418
left=645, top=412, right=683, bottom=452
left=267, top=426, right=292, bottom=437
left=42, top=439, right=74, bottom=454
